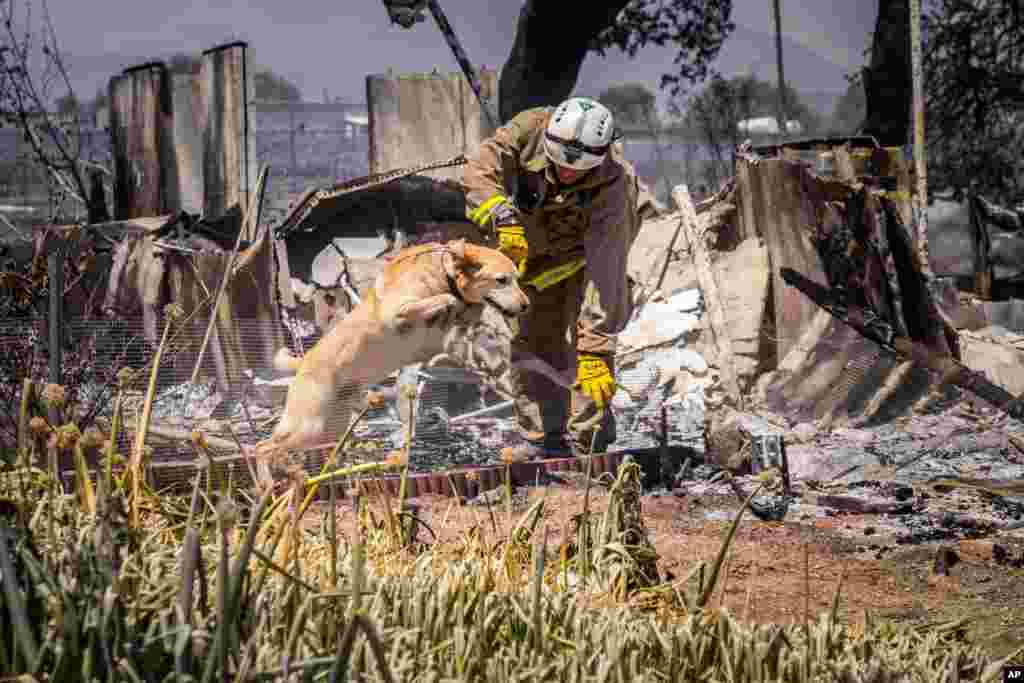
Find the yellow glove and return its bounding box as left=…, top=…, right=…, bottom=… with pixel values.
left=576, top=353, right=616, bottom=408
left=496, top=225, right=528, bottom=272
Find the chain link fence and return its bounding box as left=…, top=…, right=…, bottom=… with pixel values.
left=1, top=298, right=706, bottom=495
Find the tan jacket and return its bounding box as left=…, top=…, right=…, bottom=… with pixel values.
left=462, top=107, right=640, bottom=356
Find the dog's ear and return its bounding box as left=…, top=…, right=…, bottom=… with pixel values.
left=447, top=238, right=483, bottom=275
left=448, top=238, right=468, bottom=261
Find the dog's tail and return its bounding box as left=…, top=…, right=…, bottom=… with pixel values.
left=273, top=347, right=303, bottom=373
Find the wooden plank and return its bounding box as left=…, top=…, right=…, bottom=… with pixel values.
left=712, top=238, right=772, bottom=387
left=672, top=185, right=743, bottom=408
left=201, top=42, right=255, bottom=228
left=366, top=69, right=497, bottom=182
left=109, top=63, right=170, bottom=219
left=168, top=70, right=205, bottom=215
left=737, top=157, right=828, bottom=362
left=734, top=160, right=759, bottom=242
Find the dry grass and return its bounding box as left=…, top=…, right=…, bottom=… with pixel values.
left=0, top=318, right=1020, bottom=681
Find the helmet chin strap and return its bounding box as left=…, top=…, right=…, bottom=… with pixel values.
left=553, top=166, right=587, bottom=188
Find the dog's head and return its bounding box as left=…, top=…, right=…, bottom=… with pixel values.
left=445, top=239, right=529, bottom=318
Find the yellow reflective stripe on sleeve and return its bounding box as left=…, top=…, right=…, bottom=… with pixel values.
left=497, top=225, right=525, bottom=237
left=525, top=258, right=586, bottom=291
left=469, top=194, right=511, bottom=226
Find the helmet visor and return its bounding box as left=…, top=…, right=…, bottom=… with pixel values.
left=543, top=132, right=608, bottom=171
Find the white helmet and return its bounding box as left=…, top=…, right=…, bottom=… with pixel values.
left=543, top=97, right=615, bottom=171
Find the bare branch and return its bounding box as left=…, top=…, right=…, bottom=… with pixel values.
left=0, top=0, right=104, bottom=221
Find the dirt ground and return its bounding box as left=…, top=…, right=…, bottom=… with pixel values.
left=321, top=480, right=1024, bottom=660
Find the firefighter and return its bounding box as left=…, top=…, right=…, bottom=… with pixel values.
left=462, top=96, right=642, bottom=458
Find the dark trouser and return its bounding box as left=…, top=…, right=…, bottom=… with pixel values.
left=511, top=268, right=616, bottom=453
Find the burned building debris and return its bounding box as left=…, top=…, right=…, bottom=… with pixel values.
left=0, top=34, right=1021, bottom=566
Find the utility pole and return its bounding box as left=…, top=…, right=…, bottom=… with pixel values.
left=909, top=0, right=934, bottom=281
left=772, top=0, right=789, bottom=139
left=381, top=0, right=500, bottom=129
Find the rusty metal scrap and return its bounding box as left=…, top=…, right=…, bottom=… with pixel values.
left=274, top=155, right=467, bottom=239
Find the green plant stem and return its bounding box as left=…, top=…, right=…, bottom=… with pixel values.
left=504, top=462, right=513, bottom=527
left=329, top=467, right=338, bottom=588
left=581, top=452, right=595, bottom=590
left=251, top=547, right=318, bottom=594
left=531, top=526, right=547, bottom=650
left=350, top=502, right=366, bottom=617
left=0, top=523, right=39, bottom=669
left=396, top=390, right=414, bottom=540
left=295, top=405, right=380, bottom=523
left=128, top=313, right=174, bottom=528
left=328, top=614, right=395, bottom=683
left=696, top=482, right=763, bottom=609
left=481, top=480, right=499, bottom=537
left=17, top=379, right=31, bottom=463
left=200, top=491, right=273, bottom=683
left=103, top=384, right=123, bottom=500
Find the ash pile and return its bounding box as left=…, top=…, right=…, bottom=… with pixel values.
left=627, top=138, right=1024, bottom=550
left=609, top=287, right=710, bottom=452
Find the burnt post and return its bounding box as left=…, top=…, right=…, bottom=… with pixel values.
left=47, top=233, right=64, bottom=386
left=108, top=62, right=171, bottom=219
left=201, top=41, right=256, bottom=235
left=167, top=64, right=206, bottom=216
left=47, top=230, right=64, bottom=485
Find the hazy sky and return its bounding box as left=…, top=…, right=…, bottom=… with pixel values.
left=48, top=0, right=876, bottom=108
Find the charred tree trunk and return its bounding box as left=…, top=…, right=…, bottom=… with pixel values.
left=861, top=0, right=912, bottom=147
left=498, top=0, right=631, bottom=123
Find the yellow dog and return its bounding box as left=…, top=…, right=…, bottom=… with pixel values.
left=255, top=239, right=529, bottom=458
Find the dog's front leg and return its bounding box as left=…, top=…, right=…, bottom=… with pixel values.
left=396, top=293, right=463, bottom=325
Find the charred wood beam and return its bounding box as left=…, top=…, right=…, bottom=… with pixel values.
left=861, top=0, right=912, bottom=147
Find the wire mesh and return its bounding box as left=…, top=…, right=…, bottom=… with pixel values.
left=2, top=311, right=704, bottom=494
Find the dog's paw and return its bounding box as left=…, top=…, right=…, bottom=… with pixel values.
left=396, top=293, right=462, bottom=323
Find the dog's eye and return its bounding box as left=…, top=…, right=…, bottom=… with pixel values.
left=496, top=275, right=511, bottom=285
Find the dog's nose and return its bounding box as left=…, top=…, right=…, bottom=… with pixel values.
left=517, top=292, right=531, bottom=314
